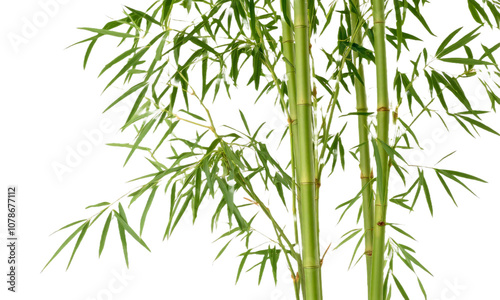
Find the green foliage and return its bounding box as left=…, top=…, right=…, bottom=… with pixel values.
left=44, top=0, right=499, bottom=299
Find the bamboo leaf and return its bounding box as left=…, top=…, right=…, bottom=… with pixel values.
left=179, top=109, right=207, bottom=121
left=66, top=221, right=90, bottom=270
left=392, top=274, right=410, bottom=300
left=99, top=212, right=113, bottom=257
left=42, top=222, right=87, bottom=271
left=78, top=27, right=137, bottom=38
left=389, top=224, right=416, bottom=241
left=85, top=202, right=110, bottom=209
left=50, top=219, right=86, bottom=236
left=459, top=115, right=500, bottom=136
left=107, top=143, right=150, bottom=151
left=440, top=57, right=493, bottom=65
left=258, top=250, right=269, bottom=285
left=124, top=117, right=157, bottom=166
left=114, top=210, right=151, bottom=252
left=236, top=250, right=251, bottom=283
left=417, top=277, right=428, bottom=300
left=239, top=110, right=251, bottom=134
left=399, top=245, right=433, bottom=275
left=116, top=213, right=129, bottom=267
left=154, top=120, right=179, bottom=153
left=421, top=173, right=433, bottom=216
left=104, top=81, right=149, bottom=113
left=214, top=240, right=232, bottom=261
left=437, top=169, right=487, bottom=183
left=435, top=171, right=457, bottom=206
left=437, top=27, right=481, bottom=58
left=334, top=228, right=362, bottom=250
left=99, top=47, right=138, bottom=76
left=140, top=185, right=158, bottom=235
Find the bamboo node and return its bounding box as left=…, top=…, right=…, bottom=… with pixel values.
left=365, top=250, right=373, bottom=256
left=377, top=221, right=386, bottom=226
left=377, top=107, right=390, bottom=112
left=300, top=181, right=316, bottom=185
left=393, top=111, right=398, bottom=122
left=304, top=265, right=321, bottom=269
left=315, top=178, right=321, bottom=188
left=292, top=272, right=299, bottom=283
left=360, top=172, right=370, bottom=179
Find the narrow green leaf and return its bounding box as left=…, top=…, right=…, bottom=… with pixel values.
left=124, top=117, right=157, bottom=166
left=236, top=250, right=251, bottom=283
left=99, top=213, right=113, bottom=257
left=66, top=221, right=90, bottom=270
left=421, top=174, right=433, bottom=216
left=50, top=219, right=86, bottom=236
left=78, top=27, right=137, bottom=38
left=104, top=81, right=148, bottom=113
left=440, top=57, right=493, bottom=65
left=140, top=185, right=158, bottom=236
left=42, top=223, right=87, bottom=271
left=85, top=202, right=110, bottom=209
left=114, top=210, right=151, bottom=252
left=214, top=240, right=231, bottom=261
left=392, top=274, right=410, bottom=300
left=99, top=48, right=138, bottom=77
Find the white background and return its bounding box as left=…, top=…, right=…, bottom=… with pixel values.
left=1, top=0, right=500, bottom=299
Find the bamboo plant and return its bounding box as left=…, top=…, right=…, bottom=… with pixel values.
left=44, top=0, right=500, bottom=299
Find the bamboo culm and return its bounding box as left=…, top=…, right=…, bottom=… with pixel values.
left=349, top=0, right=374, bottom=297
left=293, top=0, right=323, bottom=298
left=280, top=0, right=305, bottom=297
left=370, top=0, right=391, bottom=299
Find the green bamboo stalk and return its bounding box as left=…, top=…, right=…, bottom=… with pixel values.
left=369, top=0, right=391, bottom=299
left=281, top=0, right=299, bottom=241
left=294, top=0, right=323, bottom=298
left=280, top=0, right=305, bottom=296
left=349, top=0, right=374, bottom=297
